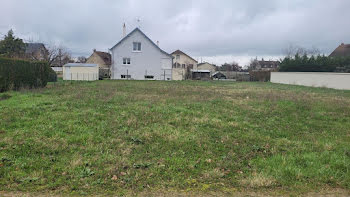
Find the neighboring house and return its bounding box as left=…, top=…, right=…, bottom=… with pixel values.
left=329, top=43, right=350, bottom=57
left=63, top=63, right=99, bottom=81
left=109, top=27, right=173, bottom=80
left=197, top=62, right=217, bottom=74
left=86, top=50, right=112, bottom=78
left=24, top=43, right=48, bottom=61
left=171, top=50, right=198, bottom=80
left=250, top=59, right=279, bottom=71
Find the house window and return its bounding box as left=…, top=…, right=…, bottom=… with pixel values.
left=145, top=75, right=154, bottom=79
left=133, top=42, right=141, bottom=52
left=121, top=75, right=131, bottom=79
left=176, top=55, right=180, bottom=60
left=123, top=58, right=131, bottom=65
left=182, top=64, right=185, bottom=68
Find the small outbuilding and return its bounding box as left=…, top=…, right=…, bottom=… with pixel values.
left=191, top=70, right=211, bottom=80
left=63, top=63, right=99, bottom=81
left=212, top=71, right=227, bottom=79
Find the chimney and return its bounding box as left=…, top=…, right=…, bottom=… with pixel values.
left=93, top=49, right=96, bottom=52
left=156, top=41, right=159, bottom=47
left=341, top=43, right=345, bottom=46
left=123, top=23, right=126, bottom=37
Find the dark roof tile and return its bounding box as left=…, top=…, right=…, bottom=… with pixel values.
left=94, top=51, right=111, bottom=65
left=329, top=43, right=350, bottom=57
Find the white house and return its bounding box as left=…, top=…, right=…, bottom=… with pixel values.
left=63, top=63, right=99, bottom=81
left=110, top=27, right=173, bottom=80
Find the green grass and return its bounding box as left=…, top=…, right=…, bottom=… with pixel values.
left=1, top=80, right=350, bottom=195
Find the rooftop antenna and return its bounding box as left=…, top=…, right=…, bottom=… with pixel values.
left=136, top=17, right=141, bottom=29
left=123, top=23, right=126, bottom=37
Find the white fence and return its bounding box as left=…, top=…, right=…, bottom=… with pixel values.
left=271, top=72, right=350, bottom=90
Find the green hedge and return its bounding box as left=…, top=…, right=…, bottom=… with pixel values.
left=48, top=67, right=58, bottom=82
left=279, top=54, right=350, bottom=72
left=0, top=57, right=55, bottom=92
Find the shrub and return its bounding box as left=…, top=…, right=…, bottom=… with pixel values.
left=0, top=57, right=52, bottom=92
left=249, top=70, right=271, bottom=82
left=48, top=68, right=57, bottom=82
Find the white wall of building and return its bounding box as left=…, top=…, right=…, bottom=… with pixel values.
left=63, top=66, right=99, bottom=81
left=110, top=29, right=172, bottom=80
left=271, top=72, right=350, bottom=90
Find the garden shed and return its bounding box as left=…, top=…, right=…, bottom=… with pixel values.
left=63, top=63, right=99, bottom=81
left=191, top=70, right=211, bottom=80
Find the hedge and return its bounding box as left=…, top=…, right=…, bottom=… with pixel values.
left=249, top=70, right=271, bottom=82
left=279, top=54, right=350, bottom=72
left=0, top=57, right=56, bottom=92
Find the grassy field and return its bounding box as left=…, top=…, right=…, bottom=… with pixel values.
left=1, top=80, right=350, bottom=196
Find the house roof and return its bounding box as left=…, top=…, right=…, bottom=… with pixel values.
left=191, top=69, right=211, bottom=73
left=64, top=63, right=98, bottom=67
left=212, top=71, right=227, bottom=77
left=198, top=62, right=216, bottom=67
left=110, top=28, right=172, bottom=58
left=25, top=43, right=46, bottom=54
left=93, top=51, right=111, bottom=65
left=329, top=43, right=350, bottom=57
left=171, top=50, right=198, bottom=63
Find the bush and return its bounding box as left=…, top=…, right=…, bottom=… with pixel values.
left=249, top=70, right=271, bottom=82
left=0, top=57, right=52, bottom=92
left=48, top=68, right=57, bottom=82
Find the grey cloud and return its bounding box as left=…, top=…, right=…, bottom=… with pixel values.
left=1, top=0, right=349, bottom=62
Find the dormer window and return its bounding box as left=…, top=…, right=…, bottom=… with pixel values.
left=133, top=42, right=141, bottom=52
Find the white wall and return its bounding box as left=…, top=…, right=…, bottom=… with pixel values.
left=111, top=30, right=172, bottom=80
left=271, top=72, right=350, bottom=90
left=63, top=66, right=99, bottom=81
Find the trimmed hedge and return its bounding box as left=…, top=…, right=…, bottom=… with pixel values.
left=48, top=67, right=58, bottom=82
left=0, top=57, right=55, bottom=92
left=279, top=54, right=350, bottom=72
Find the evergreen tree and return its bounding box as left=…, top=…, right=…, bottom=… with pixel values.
left=0, top=29, right=26, bottom=58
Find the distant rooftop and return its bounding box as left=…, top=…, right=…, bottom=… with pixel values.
left=25, top=43, right=46, bottom=54
left=329, top=43, right=350, bottom=57
left=93, top=51, right=111, bottom=65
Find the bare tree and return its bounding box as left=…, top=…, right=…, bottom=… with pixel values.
left=308, top=46, right=321, bottom=56
left=45, top=44, right=71, bottom=67
left=248, top=58, right=259, bottom=71
left=282, top=43, right=320, bottom=57
left=219, top=61, right=242, bottom=71
left=77, top=56, right=87, bottom=63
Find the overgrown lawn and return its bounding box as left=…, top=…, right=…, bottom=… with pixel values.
left=1, top=80, right=350, bottom=195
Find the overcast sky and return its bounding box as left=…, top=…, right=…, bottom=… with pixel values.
left=1, top=0, right=349, bottom=66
